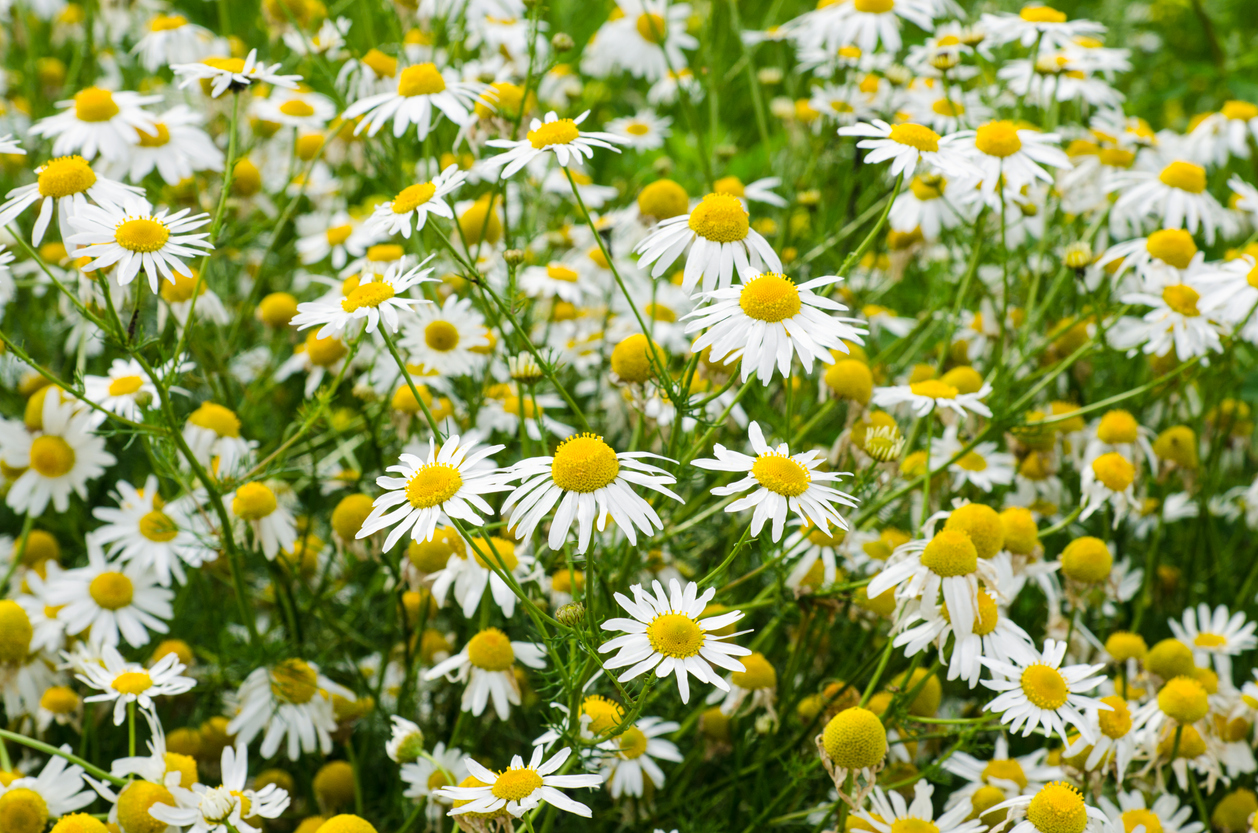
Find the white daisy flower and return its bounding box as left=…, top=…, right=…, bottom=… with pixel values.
left=1197, top=254, right=1258, bottom=343
left=430, top=534, right=539, bottom=619
left=839, top=120, right=978, bottom=181
left=872, top=378, right=994, bottom=418
left=1109, top=280, right=1224, bottom=361
left=440, top=745, right=603, bottom=818
left=859, top=783, right=986, bottom=833
left=822, top=0, right=943, bottom=54
left=942, top=735, right=1062, bottom=814
left=131, top=13, right=216, bottom=72
left=684, top=271, right=866, bottom=386
left=29, top=86, right=161, bottom=163
left=227, top=481, right=297, bottom=560
left=363, top=165, right=466, bottom=239
left=295, top=211, right=368, bottom=269
left=226, top=659, right=354, bottom=760
left=45, top=535, right=173, bottom=648
left=5, top=392, right=116, bottom=517
left=1168, top=603, right=1257, bottom=679
left=503, top=433, right=682, bottom=553
left=76, top=643, right=195, bottom=725
left=291, top=259, right=436, bottom=339
left=486, top=110, right=624, bottom=178
left=0, top=746, right=96, bottom=823
left=424, top=627, right=546, bottom=719
left=91, top=475, right=215, bottom=586
left=595, top=716, right=682, bottom=798
left=980, top=5, right=1106, bottom=49
left=401, top=741, right=466, bottom=823
left=181, top=402, right=255, bottom=474
left=356, top=435, right=510, bottom=551
left=991, top=782, right=1112, bottom=833
left=397, top=293, right=491, bottom=376
left=930, top=425, right=1017, bottom=492
left=693, top=421, right=858, bottom=542
left=0, top=155, right=140, bottom=246
left=1061, top=694, right=1138, bottom=784
left=890, top=174, right=968, bottom=239
left=67, top=199, right=213, bottom=293
left=634, top=192, right=782, bottom=296
left=1096, top=228, right=1205, bottom=282
left=1188, top=101, right=1258, bottom=166
left=1097, top=791, right=1203, bottom=833
left=343, top=61, right=483, bottom=139
left=171, top=50, right=302, bottom=98
left=950, top=121, right=1071, bottom=201
left=981, top=638, right=1110, bottom=744
left=895, top=589, right=1037, bottom=688
left=519, top=261, right=592, bottom=304
left=606, top=110, right=672, bottom=151
left=599, top=579, right=751, bottom=704
left=107, top=106, right=224, bottom=186
left=250, top=88, right=337, bottom=130
left=82, top=358, right=164, bottom=422
left=1110, top=158, right=1226, bottom=244
left=151, top=743, right=289, bottom=833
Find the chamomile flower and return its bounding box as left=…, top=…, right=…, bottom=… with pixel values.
left=424, top=628, right=546, bottom=719
left=485, top=111, right=625, bottom=178
left=839, top=120, right=977, bottom=181
left=595, top=716, right=682, bottom=798
left=1097, top=791, right=1203, bottom=833
left=0, top=748, right=96, bottom=826
left=441, top=745, right=603, bottom=818
left=45, top=536, right=173, bottom=648
left=825, top=0, right=943, bottom=55
left=0, top=155, right=140, bottom=245
left=29, top=87, right=161, bottom=163
left=943, top=735, right=1062, bottom=813
left=181, top=402, right=254, bottom=474
left=91, top=476, right=214, bottom=586
left=291, top=259, right=436, bottom=339
left=1062, top=694, right=1139, bottom=783
left=363, top=165, right=466, bottom=239
left=981, top=5, right=1106, bottom=50
left=1168, top=604, right=1257, bottom=678
left=132, top=13, right=216, bottom=72
left=430, top=535, right=539, bottom=619
left=981, top=638, right=1110, bottom=743
left=951, top=121, right=1071, bottom=200
left=519, top=262, right=592, bottom=304
left=227, top=482, right=297, bottom=560
left=872, top=378, right=994, bottom=418
left=356, top=435, right=510, bottom=551
left=251, top=88, right=337, bottom=130
left=931, top=425, right=1017, bottom=492
left=898, top=590, right=1037, bottom=687
left=590, top=0, right=698, bottom=82
left=397, top=294, right=491, bottom=376
left=5, top=392, right=116, bottom=517
left=401, top=741, right=467, bottom=820
left=1109, top=280, right=1224, bottom=360
left=226, top=659, right=354, bottom=760
left=150, top=743, right=290, bottom=833
left=891, top=174, right=968, bottom=239
left=693, top=421, right=859, bottom=542
left=82, top=358, right=160, bottom=422
left=109, top=106, right=223, bottom=186
left=1189, top=101, right=1258, bottom=166
left=67, top=199, right=213, bottom=293
left=76, top=643, right=194, bottom=725
left=859, top=783, right=986, bottom=833
left=599, top=579, right=751, bottom=704
left=634, top=192, right=782, bottom=295
left=1197, top=254, right=1258, bottom=342
left=685, top=272, right=865, bottom=385
left=1110, top=158, right=1226, bottom=244
left=171, top=50, right=302, bottom=98
left=606, top=110, right=672, bottom=151
left=504, top=433, right=681, bottom=553
left=343, top=62, right=483, bottom=139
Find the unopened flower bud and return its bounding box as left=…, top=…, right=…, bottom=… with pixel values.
left=551, top=33, right=574, bottom=52
left=503, top=248, right=526, bottom=267
left=556, top=602, right=585, bottom=626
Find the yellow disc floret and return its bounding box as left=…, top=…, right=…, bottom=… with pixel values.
left=1158, top=676, right=1209, bottom=724
left=751, top=453, right=811, bottom=497
left=688, top=193, right=750, bottom=243
left=1060, top=536, right=1112, bottom=584
left=232, top=482, right=278, bottom=520
left=1159, top=161, right=1207, bottom=194
left=116, top=781, right=176, bottom=833
left=1021, top=664, right=1069, bottom=710
left=944, top=503, right=1004, bottom=559
left=404, top=463, right=463, bottom=508
left=822, top=706, right=887, bottom=769
left=491, top=768, right=543, bottom=801
left=527, top=119, right=580, bottom=149
left=920, top=529, right=978, bottom=577
left=89, top=572, right=134, bottom=610
left=1026, top=783, right=1088, bottom=833
left=975, top=121, right=1023, bottom=157
left=37, top=156, right=96, bottom=198
left=889, top=123, right=941, bottom=152
left=646, top=613, right=705, bottom=658
left=739, top=273, right=802, bottom=322
left=551, top=434, right=620, bottom=492
left=467, top=628, right=515, bottom=671
left=396, top=63, right=446, bottom=97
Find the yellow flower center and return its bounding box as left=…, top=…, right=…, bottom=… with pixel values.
left=581, top=695, right=624, bottom=734
left=528, top=119, right=580, bottom=149
left=392, top=182, right=437, bottom=214
left=730, top=652, right=777, bottom=690
left=617, top=726, right=649, bottom=759
left=635, top=12, right=667, bottom=43
left=0, top=789, right=49, bottom=833
left=397, top=63, right=446, bottom=97
left=1121, top=810, right=1162, bottom=833
left=807, top=524, right=846, bottom=547
left=1145, top=229, right=1197, bottom=269
left=1020, top=6, right=1067, bottom=23
left=975, top=121, right=1023, bottom=158
left=424, top=320, right=460, bottom=351
left=921, top=529, right=978, bottom=577
left=1061, top=536, right=1112, bottom=583
left=188, top=402, right=240, bottom=437
left=29, top=435, right=76, bottom=478
left=1222, top=101, right=1258, bottom=121
left=137, top=123, right=171, bottom=147
left=1021, top=664, right=1069, bottom=710
left=149, top=13, right=187, bottom=30
left=1026, top=783, right=1087, bottom=833
left=956, top=451, right=988, bottom=472
left=0, top=601, right=33, bottom=664
left=326, top=224, right=353, bottom=246
left=467, top=628, right=515, bottom=671
left=1158, top=676, right=1209, bottom=723
left=270, top=659, right=318, bottom=704
left=89, top=571, right=134, bottom=610
left=37, top=156, right=97, bottom=199
left=854, top=0, right=895, bottom=12
left=340, top=282, right=396, bottom=312
left=646, top=612, right=705, bottom=658
left=232, top=482, right=278, bottom=520
left=822, top=706, right=887, bottom=769
left=739, top=273, right=802, bottom=322
left=1091, top=452, right=1134, bottom=492
left=74, top=87, right=120, bottom=122
left=108, top=375, right=145, bottom=397
left=891, top=821, right=938, bottom=833
left=750, top=453, right=811, bottom=497
left=910, top=175, right=946, bottom=200
left=279, top=100, right=315, bottom=117
left=551, top=434, right=620, bottom=492
left=305, top=331, right=348, bottom=367
left=112, top=671, right=153, bottom=696
left=116, top=781, right=176, bottom=833
left=203, top=57, right=246, bottom=73
left=1096, top=409, right=1138, bottom=444
left=688, top=193, right=750, bottom=243
left=1161, top=284, right=1200, bottom=317
left=625, top=122, right=651, bottom=135
left=404, top=463, right=463, bottom=508
left=139, top=511, right=178, bottom=543
left=1158, top=161, right=1207, bottom=194
left=1097, top=694, right=1132, bottom=738
left=361, top=48, right=397, bottom=78
left=491, top=768, right=543, bottom=801
left=982, top=758, right=1028, bottom=789
left=38, top=685, right=79, bottom=714
left=888, top=123, right=941, bottom=153
left=547, top=264, right=579, bottom=282
left=115, top=218, right=171, bottom=253
left=909, top=379, right=959, bottom=399
left=1194, top=632, right=1226, bottom=648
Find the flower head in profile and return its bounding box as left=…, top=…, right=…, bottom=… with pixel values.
left=342, top=62, right=484, bottom=139
left=485, top=111, right=625, bottom=178
left=76, top=642, right=194, bottom=725
left=171, top=50, right=301, bottom=97
left=291, top=258, right=436, bottom=338
left=439, top=745, right=602, bottom=818
left=424, top=628, right=546, bottom=719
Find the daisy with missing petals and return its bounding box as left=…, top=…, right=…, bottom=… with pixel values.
left=227, top=658, right=354, bottom=760
left=291, top=259, right=436, bottom=339
left=504, top=434, right=682, bottom=553
left=872, top=377, right=994, bottom=418
left=0, top=747, right=96, bottom=824
left=634, top=192, right=782, bottom=296
left=151, top=743, right=290, bottom=833
left=45, top=535, right=173, bottom=648
left=364, top=165, right=466, bottom=239
left=1168, top=604, right=1257, bottom=678
left=6, top=393, right=116, bottom=517
left=859, top=782, right=986, bottom=833
left=228, top=481, right=297, bottom=560
left=485, top=111, right=625, bottom=178
left=171, top=50, right=302, bottom=98
left=82, top=358, right=165, bottom=422
left=981, top=638, right=1110, bottom=744
left=440, top=746, right=603, bottom=818
left=356, top=435, right=510, bottom=551
left=693, top=421, right=859, bottom=542
left=67, top=199, right=213, bottom=293
left=990, top=782, right=1111, bottom=833
left=684, top=271, right=866, bottom=385
left=0, top=155, right=140, bottom=245
left=343, top=62, right=483, bottom=140
left=424, top=627, right=547, bottom=719
left=29, top=87, right=161, bottom=163
left=599, top=579, right=751, bottom=704
left=76, top=643, right=195, bottom=725
left=839, top=120, right=977, bottom=181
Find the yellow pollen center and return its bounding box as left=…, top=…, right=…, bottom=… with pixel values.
left=404, top=463, right=463, bottom=508
left=305, top=331, right=348, bottom=366
left=491, top=768, right=543, bottom=802
left=37, top=156, right=97, bottom=198
left=983, top=758, right=1028, bottom=788
left=618, top=726, right=649, bottom=758
left=889, top=123, right=941, bottom=152
left=688, top=193, right=750, bottom=243
left=1195, top=632, right=1226, bottom=648
left=108, top=375, right=145, bottom=397
left=739, top=273, right=802, bottom=322
left=392, top=182, right=437, bottom=214
left=646, top=613, right=705, bottom=658
left=957, top=451, right=988, bottom=472
left=910, top=379, right=959, bottom=399
left=635, top=12, right=667, bottom=42
left=1098, top=695, right=1132, bottom=738
left=890, top=821, right=938, bottom=833
left=854, top=0, right=895, bottom=12
left=0, top=788, right=49, bottom=833
left=89, top=572, right=134, bottom=610
left=1091, top=452, right=1135, bottom=492
left=1020, top=6, right=1067, bottom=23
left=551, top=434, right=620, bottom=492
left=397, top=63, right=447, bottom=96
left=203, top=57, right=245, bottom=73
left=467, top=628, right=515, bottom=671
left=279, top=100, right=315, bottom=117
left=188, top=403, right=240, bottom=437
left=920, top=529, right=978, bottom=577
left=270, top=659, right=318, bottom=703
left=139, top=511, right=178, bottom=543
left=149, top=13, right=187, bottom=30
left=115, top=218, right=170, bottom=253
left=471, top=537, right=518, bottom=571
left=581, top=695, right=625, bottom=734
left=547, top=264, right=579, bottom=282
left=112, top=671, right=153, bottom=696
left=625, top=122, right=651, bottom=135
left=74, top=87, right=120, bottom=122
left=751, top=453, right=812, bottom=497
left=29, top=435, right=76, bottom=478
left=340, top=282, right=396, bottom=312
left=1145, top=229, right=1197, bottom=269
left=1162, top=284, right=1200, bottom=317
left=326, top=224, right=353, bottom=246
left=975, top=121, right=1024, bottom=157
left=362, top=49, right=397, bottom=78
left=424, top=320, right=460, bottom=351
left=1026, top=783, right=1087, bottom=833
left=1222, top=101, right=1258, bottom=121
left=232, top=482, right=278, bottom=520
left=528, top=120, right=580, bottom=149
left=1021, top=664, right=1069, bottom=709
left=116, top=781, right=175, bottom=833
left=137, top=123, right=170, bottom=147
left=0, top=601, right=33, bottom=664
left=1121, top=810, right=1162, bottom=833
left=38, top=686, right=78, bottom=713
left=1159, top=161, right=1207, bottom=194
left=910, top=176, right=946, bottom=200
